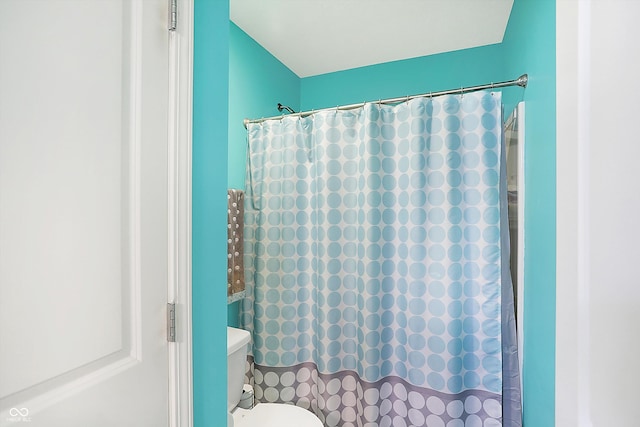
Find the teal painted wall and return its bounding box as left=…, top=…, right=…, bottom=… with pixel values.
left=502, top=1, right=556, bottom=426
left=193, top=0, right=229, bottom=425
left=227, top=23, right=301, bottom=326
left=300, top=44, right=507, bottom=110
left=228, top=22, right=300, bottom=190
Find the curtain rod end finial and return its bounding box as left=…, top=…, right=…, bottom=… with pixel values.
left=517, top=74, right=528, bottom=88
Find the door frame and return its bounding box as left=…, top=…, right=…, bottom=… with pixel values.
left=168, top=0, right=194, bottom=426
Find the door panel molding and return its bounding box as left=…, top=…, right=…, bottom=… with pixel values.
left=0, top=0, right=179, bottom=424
left=0, top=1, right=145, bottom=418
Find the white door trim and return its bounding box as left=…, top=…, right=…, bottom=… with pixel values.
left=556, top=1, right=592, bottom=426
left=168, top=0, right=194, bottom=426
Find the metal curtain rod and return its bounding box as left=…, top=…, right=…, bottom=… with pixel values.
left=243, top=74, right=528, bottom=129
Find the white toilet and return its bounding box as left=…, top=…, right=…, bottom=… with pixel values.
left=227, top=327, right=323, bottom=427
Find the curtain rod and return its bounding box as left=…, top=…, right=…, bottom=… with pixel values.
left=243, top=74, right=527, bottom=129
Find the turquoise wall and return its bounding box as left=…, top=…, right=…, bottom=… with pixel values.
left=193, top=0, right=228, bottom=425
left=502, top=1, right=556, bottom=426
left=301, top=44, right=507, bottom=110
left=228, top=22, right=300, bottom=189
left=229, top=22, right=300, bottom=188
left=227, top=23, right=301, bottom=326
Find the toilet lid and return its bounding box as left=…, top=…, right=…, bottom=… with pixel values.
left=232, top=403, right=323, bottom=427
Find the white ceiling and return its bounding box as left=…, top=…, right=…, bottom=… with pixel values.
left=230, top=0, right=514, bottom=78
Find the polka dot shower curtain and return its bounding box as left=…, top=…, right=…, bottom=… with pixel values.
left=242, top=91, right=522, bottom=427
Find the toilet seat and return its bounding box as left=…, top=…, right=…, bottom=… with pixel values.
left=232, top=403, right=323, bottom=427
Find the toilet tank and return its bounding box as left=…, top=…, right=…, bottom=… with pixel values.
left=227, top=326, right=251, bottom=412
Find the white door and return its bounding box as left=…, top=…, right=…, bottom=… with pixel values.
left=0, top=0, right=172, bottom=425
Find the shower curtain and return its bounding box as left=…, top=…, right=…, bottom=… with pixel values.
left=242, top=91, right=521, bottom=426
